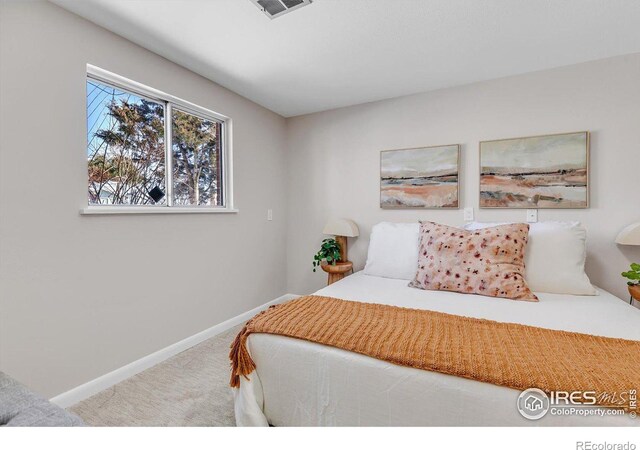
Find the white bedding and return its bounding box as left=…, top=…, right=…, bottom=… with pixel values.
left=234, top=272, right=640, bottom=426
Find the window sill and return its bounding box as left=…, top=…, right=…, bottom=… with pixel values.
left=80, top=206, right=239, bottom=215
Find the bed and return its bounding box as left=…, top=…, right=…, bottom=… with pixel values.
left=234, top=271, right=640, bottom=426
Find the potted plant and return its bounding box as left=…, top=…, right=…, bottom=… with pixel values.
left=312, top=238, right=342, bottom=272
left=622, top=263, right=640, bottom=302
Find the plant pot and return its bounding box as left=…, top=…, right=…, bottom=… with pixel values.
left=629, top=285, right=640, bottom=301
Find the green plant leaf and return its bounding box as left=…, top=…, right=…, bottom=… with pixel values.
left=312, top=238, right=342, bottom=272
left=630, top=263, right=640, bottom=272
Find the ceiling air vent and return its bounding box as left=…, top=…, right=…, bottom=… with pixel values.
left=250, top=0, right=312, bottom=19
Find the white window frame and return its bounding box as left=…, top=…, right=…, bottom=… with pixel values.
left=82, top=65, right=236, bottom=215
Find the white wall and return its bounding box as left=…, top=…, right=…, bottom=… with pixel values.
left=0, top=1, right=287, bottom=398
left=285, top=53, right=640, bottom=300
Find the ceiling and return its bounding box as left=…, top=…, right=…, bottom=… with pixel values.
left=51, top=0, right=640, bottom=117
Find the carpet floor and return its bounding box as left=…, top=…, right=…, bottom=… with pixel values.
left=69, top=325, right=242, bottom=426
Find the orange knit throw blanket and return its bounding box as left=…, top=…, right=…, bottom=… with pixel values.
left=230, top=296, right=640, bottom=411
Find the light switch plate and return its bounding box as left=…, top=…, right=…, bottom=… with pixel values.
left=267, top=209, right=273, bottom=221
left=526, top=209, right=538, bottom=223
left=464, top=207, right=474, bottom=222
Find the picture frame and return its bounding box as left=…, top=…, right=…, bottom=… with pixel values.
left=380, top=144, right=460, bottom=209
left=479, top=131, right=589, bottom=209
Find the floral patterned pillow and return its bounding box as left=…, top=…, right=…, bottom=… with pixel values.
left=409, top=221, right=538, bottom=301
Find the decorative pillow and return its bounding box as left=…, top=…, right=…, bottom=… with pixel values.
left=409, top=222, right=538, bottom=301
left=364, top=222, right=420, bottom=280
left=464, top=221, right=595, bottom=295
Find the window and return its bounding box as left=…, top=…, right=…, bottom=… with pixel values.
left=84, top=66, right=233, bottom=213
left=171, top=108, right=223, bottom=206
left=87, top=80, right=166, bottom=206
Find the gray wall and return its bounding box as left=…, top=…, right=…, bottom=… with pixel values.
left=0, top=1, right=288, bottom=398
left=285, top=53, right=640, bottom=300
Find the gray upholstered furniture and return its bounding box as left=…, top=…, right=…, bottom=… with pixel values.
left=0, top=371, right=84, bottom=426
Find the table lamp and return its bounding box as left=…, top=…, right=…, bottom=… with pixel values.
left=323, top=218, right=359, bottom=263
left=616, top=222, right=640, bottom=304
left=615, top=222, right=640, bottom=246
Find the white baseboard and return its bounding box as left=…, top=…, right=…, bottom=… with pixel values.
left=50, top=293, right=299, bottom=408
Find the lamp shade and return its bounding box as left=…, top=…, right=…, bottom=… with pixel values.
left=323, top=218, right=359, bottom=237
left=615, top=222, right=640, bottom=245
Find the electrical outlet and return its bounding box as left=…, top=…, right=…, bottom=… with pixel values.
left=267, top=209, right=273, bottom=221
left=464, top=207, right=474, bottom=222
left=526, top=209, right=538, bottom=223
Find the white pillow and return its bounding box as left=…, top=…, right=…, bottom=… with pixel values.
left=364, top=222, right=420, bottom=280
left=463, top=221, right=596, bottom=295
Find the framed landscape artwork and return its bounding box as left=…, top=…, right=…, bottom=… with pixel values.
left=380, top=144, right=459, bottom=209
left=479, top=131, right=589, bottom=209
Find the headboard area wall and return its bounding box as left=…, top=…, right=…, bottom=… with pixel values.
left=285, top=52, right=640, bottom=300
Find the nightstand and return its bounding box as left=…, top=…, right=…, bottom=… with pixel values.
left=321, top=261, right=353, bottom=285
